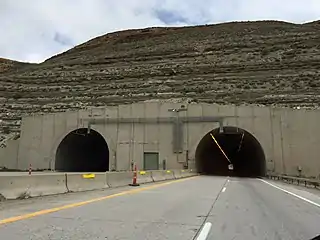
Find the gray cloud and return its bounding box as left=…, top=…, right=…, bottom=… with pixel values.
left=0, top=0, right=319, bottom=63
left=154, top=10, right=191, bottom=25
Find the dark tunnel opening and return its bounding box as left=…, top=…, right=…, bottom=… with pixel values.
left=195, top=126, right=266, bottom=177
left=55, top=128, right=109, bottom=172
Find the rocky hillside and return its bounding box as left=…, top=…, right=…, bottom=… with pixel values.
left=0, top=58, right=33, bottom=74
left=1, top=20, right=320, bottom=139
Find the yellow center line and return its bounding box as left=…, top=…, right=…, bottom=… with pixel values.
left=0, top=177, right=196, bottom=226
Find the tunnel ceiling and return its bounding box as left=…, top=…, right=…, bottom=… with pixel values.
left=55, top=128, right=109, bottom=172
left=195, top=126, right=266, bottom=177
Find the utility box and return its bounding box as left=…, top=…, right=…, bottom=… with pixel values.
left=143, top=152, right=159, bottom=170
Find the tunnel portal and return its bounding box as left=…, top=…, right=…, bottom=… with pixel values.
left=195, top=126, right=266, bottom=177
left=55, top=128, right=109, bottom=172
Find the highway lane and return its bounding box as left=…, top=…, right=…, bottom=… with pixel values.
left=206, top=178, right=320, bottom=239
left=0, top=176, right=320, bottom=240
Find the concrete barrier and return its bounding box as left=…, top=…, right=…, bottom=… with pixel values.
left=151, top=170, right=176, bottom=181
left=173, top=170, right=182, bottom=179
left=189, top=169, right=197, bottom=176
left=106, top=171, right=133, bottom=188
left=151, top=170, right=167, bottom=181
left=0, top=174, right=67, bottom=200
left=163, top=170, right=175, bottom=180
left=180, top=169, right=189, bottom=178
left=0, top=169, right=197, bottom=201
left=180, top=169, right=197, bottom=178
left=66, top=173, right=108, bottom=192
left=137, top=171, right=153, bottom=184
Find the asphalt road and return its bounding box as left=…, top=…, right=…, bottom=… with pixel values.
left=0, top=176, right=320, bottom=240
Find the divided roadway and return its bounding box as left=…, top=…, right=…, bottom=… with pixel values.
left=0, top=176, right=320, bottom=239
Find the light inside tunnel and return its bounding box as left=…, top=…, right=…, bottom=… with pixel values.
left=55, top=128, right=109, bottom=172
left=195, top=126, right=266, bottom=177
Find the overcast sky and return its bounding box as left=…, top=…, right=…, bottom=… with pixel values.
left=1, top=0, right=319, bottom=63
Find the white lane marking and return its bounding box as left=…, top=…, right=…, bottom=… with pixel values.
left=222, top=187, right=226, bottom=193
left=260, top=179, right=320, bottom=208
left=196, top=222, right=212, bottom=240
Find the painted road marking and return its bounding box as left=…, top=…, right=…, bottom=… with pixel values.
left=222, top=187, right=226, bottom=193
left=260, top=179, right=320, bottom=208
left=196, top=222, right=212, bottom=240
left=0, top=177, right=196, bottom=226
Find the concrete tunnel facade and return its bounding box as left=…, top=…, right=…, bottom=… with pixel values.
left=2, top=102, right=320, bottom=178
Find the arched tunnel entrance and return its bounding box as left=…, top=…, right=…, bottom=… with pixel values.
left=195, top=126, right=266, bottom=177
left=55, top=128, right=109, bottom=172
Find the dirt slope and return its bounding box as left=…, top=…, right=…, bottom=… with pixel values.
left=0, top=58, right=33, bottom=74
left=1, top=20, right=320, bottom=135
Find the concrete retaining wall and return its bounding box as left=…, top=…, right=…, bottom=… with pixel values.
left=0, top=140, right=19, bottom=170
left=0, top=169, right=197, bottom=201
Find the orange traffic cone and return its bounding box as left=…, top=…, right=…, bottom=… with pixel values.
left=129, top=163, right=140, bottom=186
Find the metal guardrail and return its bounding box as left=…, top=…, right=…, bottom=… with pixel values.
left=266, top=174, right=320, bottom=189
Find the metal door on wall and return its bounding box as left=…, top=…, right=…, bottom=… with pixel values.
left=143, top=152, right=159, bottom=170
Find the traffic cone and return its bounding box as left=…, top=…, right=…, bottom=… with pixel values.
left=129, top=164, right=140, bottom=186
